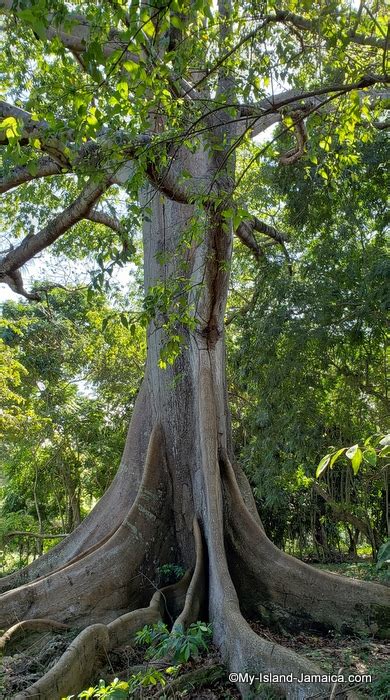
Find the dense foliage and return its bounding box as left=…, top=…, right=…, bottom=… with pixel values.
left=1, top=288, right=145, bottom=565
left=227, top=133, right=389, bottom=557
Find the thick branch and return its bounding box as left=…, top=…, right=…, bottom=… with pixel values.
left=0, top=157, right=62, bottom=194
left=0, top=178, right=108, bottom=282
left=251, top=216, right=289, bottom=244
left=242, top=77, right=390, bottom=138
left=269, top=8, right=386, bottom=49
left=86, top=209, right=122, bottom=233
left=1, top=269, right=41, bottom=300
left=0, top=1, right=139, bottom=63
left=235, top=214, right=289, bottom=260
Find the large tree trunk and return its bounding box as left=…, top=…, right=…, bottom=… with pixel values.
left=1, top=147, right=389, bottom=700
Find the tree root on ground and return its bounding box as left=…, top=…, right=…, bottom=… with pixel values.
left=8, top=530, right=199, bottom=699
left=0, top=425, right=174, bottom=628
left=107, top=591, right=162, bottom=649
left=0, top=619, right=69, bottom=652
left=11, top=591, right=164, bottom=698
left=2, top=416, right=389, bottom=700
left=13, top=624, right=110, bottom=700
left=221, top=451, right=390, bottom=638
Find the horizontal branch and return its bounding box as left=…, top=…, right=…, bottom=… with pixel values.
left=0, top=103, right=193, bottom=202
left=235, top=215, right=292, bottom=273
left=251, top=216, right=289, bottom=244
left=0, top=177, right=108, bottom=281
left=241, top=75, right=390, bottom=138
left=186, top=8, right=386, bottom=101
left=235, top=215, right=288, bottom=255
left=269, top=8, right=386, bottom=49
left=0, top=157, right=62, bottom=194
left=0, top=0, right=139, bottom=63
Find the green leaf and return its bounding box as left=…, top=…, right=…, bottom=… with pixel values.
left=120, top=313, right=128, bottom=329
left=363, top=447, right=377, bottom=467
left=316, top=453, right=331, bottom=478
left=123, top=60, right=138, bottom=73
left=27, top=160, right=39, bottom=176
left=171, top=15, right=183, bottom=29
left=117, top=81, right=129, bottom=99
left=345, top=443, right=359, bottom=459
left=141, top=15, right=155, bottom=37
left=351, top=447, right=362, bottom=474
left=330, top=447, right=345, bottom=468
left=376, top=539, right=390, bottom=570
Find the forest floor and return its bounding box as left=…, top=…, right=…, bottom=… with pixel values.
left=1, top=562, right=389, bottom=699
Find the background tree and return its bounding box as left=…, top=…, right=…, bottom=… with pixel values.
left=0, top=1, right=389, bottom=698
left=227, top=131, right=389, bottom=558
left=1, top=287, right=145, bottom=562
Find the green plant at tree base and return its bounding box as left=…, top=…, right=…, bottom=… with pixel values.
left=62, top=667, right=179, bottom=699
left=369, top=664, right=390, bottom=700
left=135, top=620, right=212, bottom=663
left=157, top=562, right=186, bottom=585
left=62, top=621, right=212, bottom=698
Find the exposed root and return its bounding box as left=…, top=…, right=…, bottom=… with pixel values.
left=0, top=424, right=173, bottom=628
left=221, top=452, right=390, bottom=637
left=172, top=517, right=206, bottom=631
left=0, top=618, right=69, bottom=652
left=107, top=591, right=163, bottom=649
left=196, top=370, right=341, bottom=697
left=157, top=568, right=193, bottom=623
left=13, top=624, right=110, bottom=700
left=15, top=590, right=163, bottom=699
left=10, top=518, right=206, bottom=698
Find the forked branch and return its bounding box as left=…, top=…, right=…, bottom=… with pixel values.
left=235, top=214, right=290, bottom=267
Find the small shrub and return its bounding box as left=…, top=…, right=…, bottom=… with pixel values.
left=135, top=621, right=212, bottom=663
left=157, top=563, right=185, bottom=585
left=369, top=664, right=390, bottom=700
left=62, top=667, right=179, bottom=699
left=63, top=622, right=212, bottom=699
left=376, top=540, right=390, bottom=572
